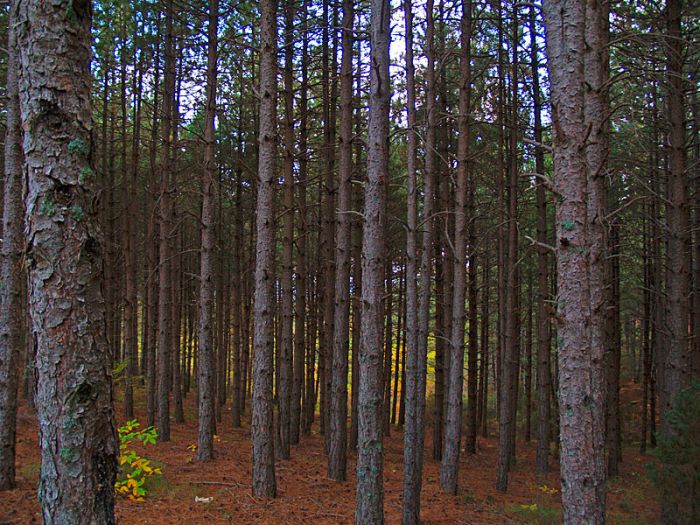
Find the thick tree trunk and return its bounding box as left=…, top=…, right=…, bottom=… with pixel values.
left=355, top=0, right=390, bottom=520
left=661, top=0, right=691, bottom=436
left=0, top=3, right=24, bottom=490
left=660, top=0, right=691, bottom=520
left=252, top=0, right=278, bottom=497
left=542, top=0, right=608, bottom=521
left=328, top=0, right=354, bottom=481
left=16, top=0, right=118, bottom=521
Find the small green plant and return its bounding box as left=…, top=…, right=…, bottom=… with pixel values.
left=646, top=380, right=700, bottom=524
left=115, top=419, right=162, bottom=501
left=507, top=503, right=560, bottom=524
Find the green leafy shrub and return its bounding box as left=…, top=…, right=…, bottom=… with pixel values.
left=115, top=419, right=162, bottom=501
left=646, top=380, right=700, bottom=524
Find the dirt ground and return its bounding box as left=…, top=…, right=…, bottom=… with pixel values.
left=0, top=388, right=660, bottom=524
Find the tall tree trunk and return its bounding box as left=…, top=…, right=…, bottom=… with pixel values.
left=465, top=165, right=478, bottom=454
left=197, top=0, right=219, bottom=462
left=146, top=27, right=161, bottom=429
left=496, top=2, right=520, bottom=490
left=0, top=2, right=24, bottom=490
left=319, top=0, right=337, bottom=444
left=660, top=0, right=691, bottom=520
left=277, top=0, right=296, bottom=461
left=355, top=0, right=390, bottom=519
left=433, top=0, right=452, bottom=460
left=530, top=3, right=551, bottom=476
left=16, top=0, right=118, bottom=521
left=402, top=0, right=435, bottom=514
left=252, top=0, right=278, bottom=497
left=349, top=105, right=363, bottom=449
left=661, top=0, right=691, bottom=435
left=328, top=0, right=354, bottom=481
left=542, top=0, right=608, bottom=520
left=157, top=0, right=176, bottom=442
left=439, top=0, right=472, bottom=496
left=292, top=1, right=309, bottom=444
left=121, top=24, right=136, bottom=419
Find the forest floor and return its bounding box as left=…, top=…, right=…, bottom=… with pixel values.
left=1, top=383, right=660, bottom=524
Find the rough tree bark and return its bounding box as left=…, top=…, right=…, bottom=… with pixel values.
left=355, top=0, right=390, bottom=520
left=542, top=0, right=608, bottom=521
left=402, top=0, right=435, bottom=517
left=496, top=1, right=520, bottom=491
left=251, top=0, right=278, bottom=498
left=661, top=0, right=691, bottom=435
left=328, top=0, right=354, bottom=481
left=0, top=1, right=24, bottom=490
left=439, top=0, right=472, bottom=496
left=291, top=0, right=309, bottom=444
left=277, top=0, right=296, bottom=461
left=16, top=0, right=118, bottom=521
left=660, top=0, right=691, bottom=520
left=157, top=0, right=176, bottom=443
left=530, top=3, right=551, bottom=476
left=197, top=0, right=219, bottom=462
left=319, top=0, right=337, bottom=443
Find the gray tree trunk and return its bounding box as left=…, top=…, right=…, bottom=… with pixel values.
left=402, top=0, right=435, bottom=518
left=661, top=0, right=691, bottom=435
left=277, top=0, right=295, bottom=461
left=157, top=0, right=176, bottom=443
left=251, top=0, right=278, bottom=498
left=197, top=0, right=219, bottom=462
left=291, top=2, right=309, bottom=444
left=661, top=0, right=691, bottom=521
left=530, top=4, right=551, bottom=477
left=16, top=0, right=118, bottom=521
left=542, top=0, right=608, bottom=521
left=496, top=1, right=520, bottom=491
left=439, top=0, right=472, bottom=496
left=355, top=0, right=390, bottom=520
left=328, top=0, right=354, bottom=482
left=0, top=1, right=24, bottom=491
